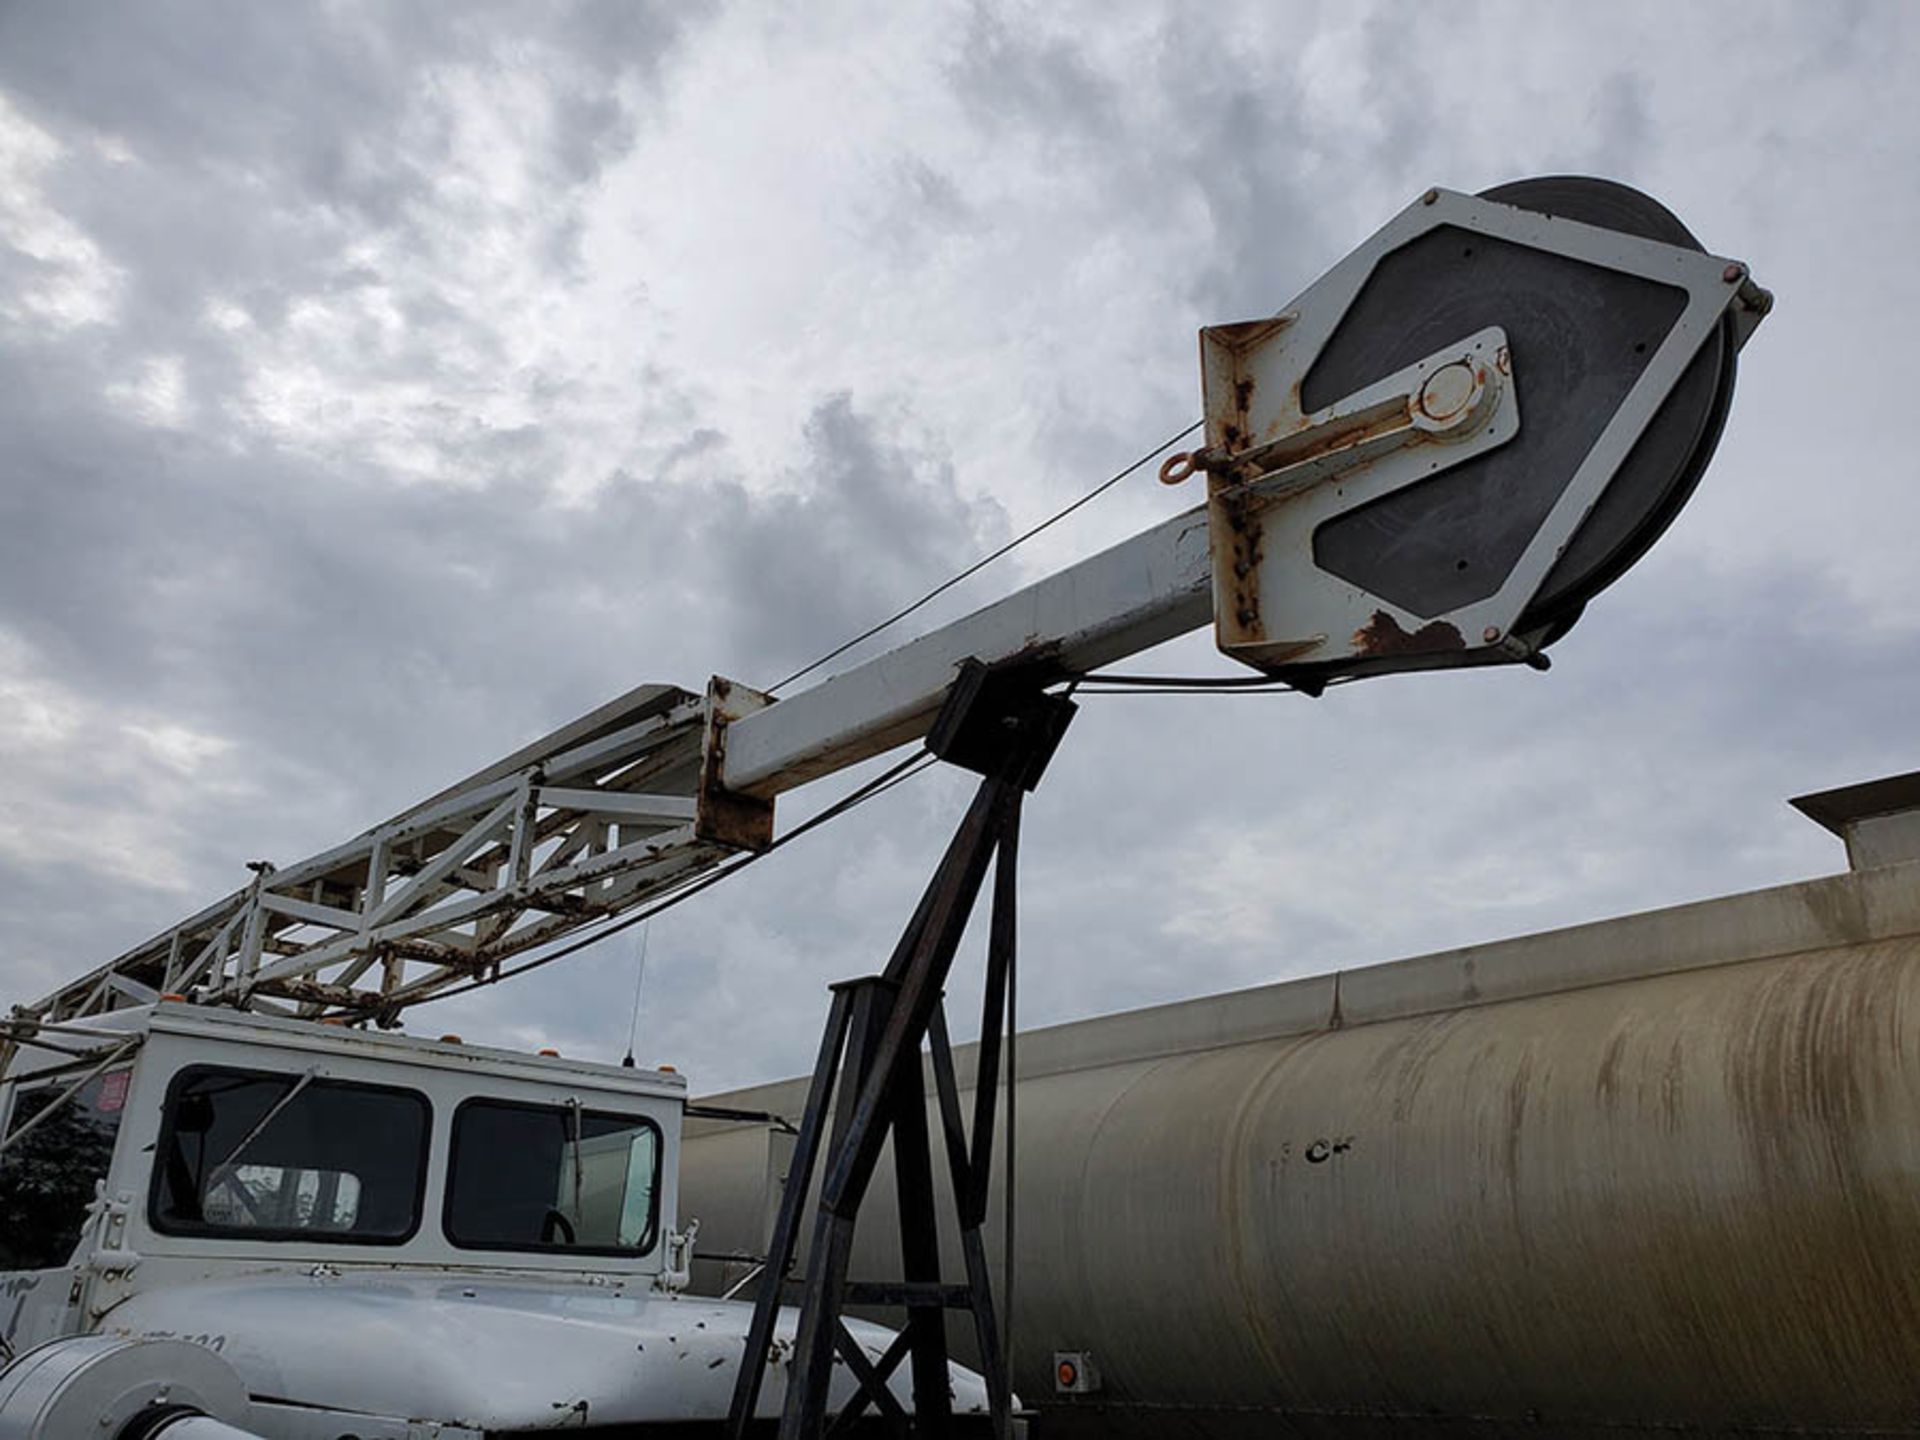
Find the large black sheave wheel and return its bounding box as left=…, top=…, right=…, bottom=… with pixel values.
left=1300, top=175, right=1737, bottom=646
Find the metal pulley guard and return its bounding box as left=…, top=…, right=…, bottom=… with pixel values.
left=1190, top=176, right=1770, bottom=686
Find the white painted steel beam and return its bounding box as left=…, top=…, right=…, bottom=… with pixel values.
left=719, top=506, right=1214, bottom=798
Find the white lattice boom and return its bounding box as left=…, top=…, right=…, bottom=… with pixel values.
left=30, top=679, right=775, bottom=1024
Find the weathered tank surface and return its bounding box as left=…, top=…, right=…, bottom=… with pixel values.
left=681, top=780, right=1920, bottom=1438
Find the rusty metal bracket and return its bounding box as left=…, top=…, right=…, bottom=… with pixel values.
left=1224, top=326, right=1510, bottom=495
left=1728, top=268, right=1775, bottom=348
left=1166, top=325, right=1511, bottom=496
left=925, top=660, right=1077, bottom=792
left=696, top=676, right=777, bottom=852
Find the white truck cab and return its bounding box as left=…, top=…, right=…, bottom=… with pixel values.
left=0, top=1002, right=991, bottom=1437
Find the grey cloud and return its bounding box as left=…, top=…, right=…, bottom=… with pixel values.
left=2, top=271, right=1002, bottom=1051
left=0, top=0, right=701, bottom=396
left=897, top=161, right=971, bottom=227
left=4, top=0, right=1917, bottom=1109
left=547, top=89, right=635, bottom=187
left=710, top=393, right=1008, bottom=679
left=0, top=0, right=1001, bottom=782
left=936, top=3, right=1428, bottom=413
left=0, top=355, right=994, bottom=772
left=1582, top=71, right=1654, bottom=180
left=949, top=7, right=1120, bottom=144
left=862, top=159, right=977, bottom=264
left=0, top=3, right=692, bottom=183
left=1146, top=41, right=1326, bottom=321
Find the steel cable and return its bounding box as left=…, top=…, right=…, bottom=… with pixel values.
left=768, top=420, right=1202, bottom=695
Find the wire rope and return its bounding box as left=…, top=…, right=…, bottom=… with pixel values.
left=767, top=420, right=1202, bottom=694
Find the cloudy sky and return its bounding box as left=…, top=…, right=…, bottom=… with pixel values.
left=3, top=1, right=1916, bottom=1092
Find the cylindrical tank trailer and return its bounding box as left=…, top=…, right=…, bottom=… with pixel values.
left=682, top=809, right=1920, bottom=1438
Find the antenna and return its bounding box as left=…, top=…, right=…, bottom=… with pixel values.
left=619, top=921, right=651, bottom=1069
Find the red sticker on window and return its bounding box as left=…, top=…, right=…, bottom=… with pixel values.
left=96, top=1070, right=130, bottom=1113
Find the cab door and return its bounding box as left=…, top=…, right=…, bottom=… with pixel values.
left=0, top=1060, right=136, bottom=1359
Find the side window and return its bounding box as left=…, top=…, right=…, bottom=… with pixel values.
left=446, top=1098, right=660, bottom=1255
left=0, top=1068, right=132, bottom=1271
left=150, top=1066, right=430, bottom=1244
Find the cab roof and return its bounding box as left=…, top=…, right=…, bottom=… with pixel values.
left=6, top=1001, right=687, bottom=1101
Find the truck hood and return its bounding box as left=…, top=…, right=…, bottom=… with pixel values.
left=103, top=1270, right=994, bottom=1429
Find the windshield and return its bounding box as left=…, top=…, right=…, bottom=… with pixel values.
left=150, top=1066, right=430, bottom=1243
left=445, top=1097, right=660, bottom=1256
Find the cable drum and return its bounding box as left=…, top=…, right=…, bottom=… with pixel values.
left=0, top=1336, right=259, bottom=1440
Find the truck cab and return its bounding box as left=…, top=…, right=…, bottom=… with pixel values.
left=0, top=1001, right=991, bottom=1437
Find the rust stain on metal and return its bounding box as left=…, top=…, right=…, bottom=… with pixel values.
left=696, top=675, right=777, bottom=852
left=1230, top=374, right=1256, bottom=452
left=1215, top=489, right=1265, bottom=643
left=1204, top=364, right=1255, bottom=457
left=1350, top=610, right=1466, bottom=657
left=994, top=636, right=1068, bottom=680
left=1595, top=1029, right=1628, bottom=1109
left=1724, top=946, right=1895, bottom=1185
left=1207, top=315, right=1294, bottom=356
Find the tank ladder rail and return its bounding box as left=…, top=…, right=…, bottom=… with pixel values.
left=728, top=664, right=1071, bottom=1439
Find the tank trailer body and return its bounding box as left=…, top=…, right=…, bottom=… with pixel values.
left=683, top=776, right=1920, bottom=1439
